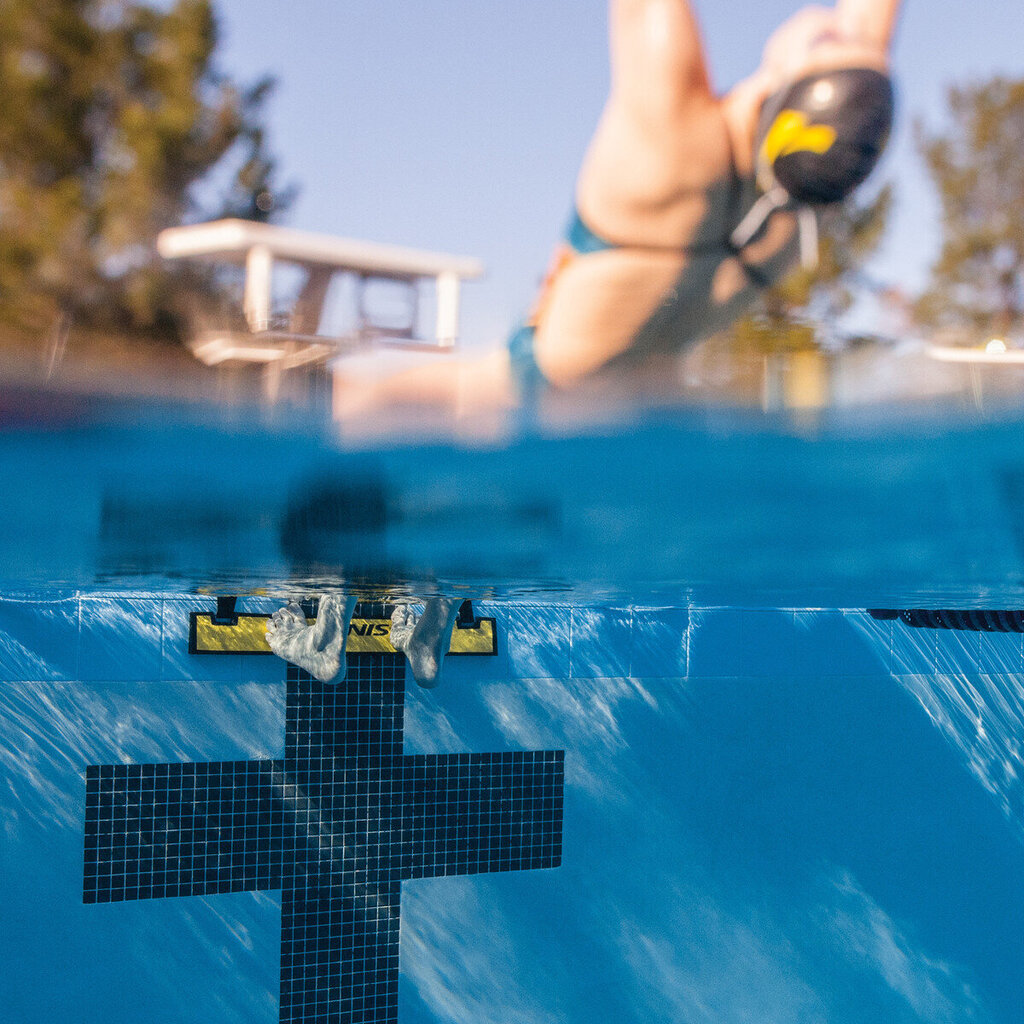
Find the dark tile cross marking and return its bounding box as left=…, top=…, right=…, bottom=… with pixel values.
left=83, top=653, right=564, bottom=1024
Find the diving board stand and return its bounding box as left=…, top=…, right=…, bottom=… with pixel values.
left=157, top=218, right=484, bottom=401
left=927, top=345, right=1024, bottom=365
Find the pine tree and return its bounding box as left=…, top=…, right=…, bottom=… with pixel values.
left=0, top=0, right=290, bottom=338
left=917, top=77, right=1024, bottom=342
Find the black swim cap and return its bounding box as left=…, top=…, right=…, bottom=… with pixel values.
left=754, top=67, right=894, bottom=205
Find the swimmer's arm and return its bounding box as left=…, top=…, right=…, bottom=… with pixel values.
left=835, top=0, right=904, bottom=52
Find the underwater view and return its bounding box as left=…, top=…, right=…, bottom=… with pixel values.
left=3, top=588, right=1024, bottom=1023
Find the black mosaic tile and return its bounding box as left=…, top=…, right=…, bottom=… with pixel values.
left=84, top=646, right=564, bottom=1024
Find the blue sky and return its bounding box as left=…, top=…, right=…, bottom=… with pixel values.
left=209, top=1, right=1024, bottom=346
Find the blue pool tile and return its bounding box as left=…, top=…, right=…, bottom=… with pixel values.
left=441, top=604, right=510, bottom=685
left=844, top=612, right=893, bottom=675
left=507, top=605, right=571, bottom=679
left=202, top=596, right=294, bottom=682
left=792, top=611, right=890, bottom=677
left=890, top=622, right=938, bottom=676
left=687, top=609, right=798, bottom=678
left=977, top=628, right=1023, bottom=675
left=570, top=607, right=631, bottom=679
left=243, top=652, right=289, bottom=683
left=629, top=607, right=689, bottom=678
left=161, top=600, right=242, bottom=683
left=435, top=646, right=509, bottom=686
left=843, top=610, right=896, bottom=668
left=79, top=597, right=163, bottom=682
left=935, top=627, right=981, bottom=676
left=0, top=597, right=79, bottom=681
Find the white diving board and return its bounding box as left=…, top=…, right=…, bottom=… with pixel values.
left=157, top=218, right=484, bottom=399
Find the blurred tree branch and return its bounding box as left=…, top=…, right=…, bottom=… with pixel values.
left=916, top=77, right=1024, bottom=343
left=0, top=0, right=294, bottom=340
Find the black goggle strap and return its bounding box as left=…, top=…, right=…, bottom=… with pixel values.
left=729, top=185, right=820, bottom=274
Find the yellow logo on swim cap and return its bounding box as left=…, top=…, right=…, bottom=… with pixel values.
left=760, top=110, right=838, bottom=166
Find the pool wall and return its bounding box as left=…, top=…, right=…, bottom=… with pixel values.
left=2, top=596, right=1023, bottom=1023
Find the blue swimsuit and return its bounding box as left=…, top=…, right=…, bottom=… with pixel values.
left=508, top=195, right=775, bottom=396
left=507, top=209, right=617, bottom=396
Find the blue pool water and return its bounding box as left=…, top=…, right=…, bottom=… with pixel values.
left=6, top=397, right=1024, bottom=605
left=2, top=399, right=1024, bottom=1023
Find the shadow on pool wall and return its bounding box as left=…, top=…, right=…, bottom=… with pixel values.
left=1, top=596, right=1023, bottom=1023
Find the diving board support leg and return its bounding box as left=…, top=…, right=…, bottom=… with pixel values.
left=242, top=243, right=284, bottom=401
left=290, top=265, right=334, bottom=337
left=264, top=358, right=283, bottom=404
left=435, top=270, right=460, bottom=347
left=243, top=243, right=273, bottom=332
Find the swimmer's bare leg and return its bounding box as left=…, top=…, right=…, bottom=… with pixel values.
left=266, top=594, right=359, bottom=683
left=390, top=597, right=461, bottom=689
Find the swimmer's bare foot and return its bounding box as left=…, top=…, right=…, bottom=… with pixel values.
left=389, top=597, right=460, bottom=689
left=266, top=594, right=358, bottom=683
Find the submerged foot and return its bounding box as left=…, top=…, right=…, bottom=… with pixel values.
left=389, top=597, right=460, bottom=688
left=266, top=594, right=357, bottom=683
left=389, top=603, right=417, bottom=653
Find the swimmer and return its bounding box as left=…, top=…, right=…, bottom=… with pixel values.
left=279, top=0, right=905, bottom=684
left=266, top=594, right=461, bottom=688
left=334, top=0, right=902, bottom=416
